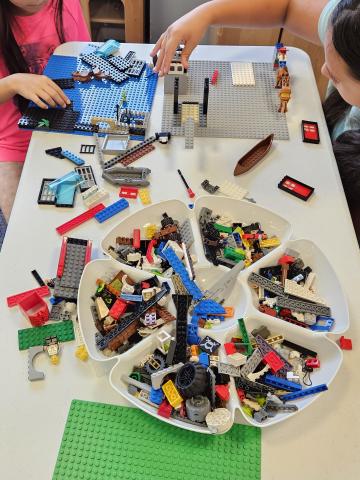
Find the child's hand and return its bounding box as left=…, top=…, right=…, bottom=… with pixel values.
left=150, top=9, right=210, bottom=76
left=12, top=73, right=71, bottom=108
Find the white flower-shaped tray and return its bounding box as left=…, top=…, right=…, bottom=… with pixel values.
left=78, top=196, right=348, bottom=434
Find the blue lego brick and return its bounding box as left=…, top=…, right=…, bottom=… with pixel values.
left=95, top=199, right=129, bottom=223
left=198, top=351, right=209, bottom=367
left=162, top=247, right=203, bottom=301
left=310, top=316, right=335, bottom=332
left=119, top=294, right=143, bottom=302
left=263, top=374, right=302, bottom=392
left=18, top=55, right=158, bottom=137
left=149, top=387, right=164, bottom=405
left=280, top=384, right=328, bottom=402
left=193, top=299, right=225, bottom=316
left=156, top=241, right=167, bottom=260
left=62, top=150, right=85, bottom=166
left=187, top=323, right=200, bottom=345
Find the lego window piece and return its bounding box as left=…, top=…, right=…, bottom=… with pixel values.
left=75, top=165, right=97, bottom=192
left=80, top=144, right=96, bottom=154
left=278, top=175, right=314, bottom=201
left=231, top=63, right=255, bottom=86
left=302, top=120, right=320, bottom=144
left=38, top=178, right=57, bottom=205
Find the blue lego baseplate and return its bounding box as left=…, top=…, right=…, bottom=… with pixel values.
left=18, top=54, right=158, bottom=138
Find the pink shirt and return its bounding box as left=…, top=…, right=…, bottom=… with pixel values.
left=0, top=0, right=90, bottom=162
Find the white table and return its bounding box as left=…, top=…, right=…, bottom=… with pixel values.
left=1, top=43, right=359, bottom=480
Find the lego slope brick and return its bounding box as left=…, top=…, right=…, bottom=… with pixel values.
left=52, top=400, right=261, bottom=480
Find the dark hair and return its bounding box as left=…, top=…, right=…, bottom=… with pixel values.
left=0, top=0, right=64, bottom=111
left=322, top=0, right=360, bottom=240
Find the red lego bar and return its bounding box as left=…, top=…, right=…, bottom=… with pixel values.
left=56, top=203, right=105, bottom=235
left=278, top=175, right=314, bottom=201
left=302, top=120, right=320, bottom=144
left=57, top=237, right=68, bottom=277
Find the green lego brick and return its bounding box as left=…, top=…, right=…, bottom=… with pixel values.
left=53, top=400, right=261, bottom=480
left=224, top=247, right=246, bottom=262
left=238, top=318, right=254, bottom=356
left=213, top=223, right=233, bottom=234
left=18, top=320, right=74, bottom=350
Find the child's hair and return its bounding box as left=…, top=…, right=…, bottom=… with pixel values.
left=323, top=0, right=360, bottom=202
left=0, top=0, right=64, bottom=111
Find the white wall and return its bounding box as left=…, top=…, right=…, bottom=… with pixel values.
left=149, top=0, right=211, bottom=43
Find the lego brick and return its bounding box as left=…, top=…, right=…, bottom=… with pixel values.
left=162, top=60, right=289, bottom=140
left=62, top=150, right=85, bottom=166
left=231, top=63, right=255, bottom=86
left=103, top=136, right=157, bottom=169
left=276, top=296, right=331, bottom=317
left=75, top=165, right=97, bottom=192
left=302, top=120, right=320, bottom=144
left=179, top=219, right=194, bottom=248
left=217, top=362, right=242, bottom=377
left=80, top=52, right=129, bottom=84
left=56, top=204, right=105, bottom=235
left=172, top=294, right=192, bottom=364
left=31, top=269, right=46, bottom=287
left=284, top=279, right=326, bottom=305
left=46, top=147, right=65, bottom=159
left=248, top=272, right=285, bottom=296
left=255, top=335, right=292, bottom=373
left=240, top=349, right=263, bottom=377
left=82, top=185, right=109, bottom=208
left=162, top=247, right=203, bottom=301
left=53, top=78, right=75, bottom=89
left=263, top=374, right=302, bottom=392
left=38, top=178, right=56, bottom=205
left=80, top=144, right=96, bottom=154
left=7, top=285, right=50, bottom=307
left=94, top=199, right=129, bottom=223
left=125, top=59, right=146, bottom=77
left=18, top=320, right=74, bottom=350
left=19, top=106, right=79, bottom=132
left=280, top=384, right=328, bottom=402
left=119, top=186, right=138, bottom=199
left=278, top=175, right=314, bottom=201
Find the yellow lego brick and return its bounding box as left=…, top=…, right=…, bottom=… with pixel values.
left=244, top=259, right=252, bottom=268
left=144, top=223, right=157, bottom=239
left=139, top=188, right=151, bottom=205
left=162, top=380, right=183, bottom=408
left=260, top=237, right=281, bottom=248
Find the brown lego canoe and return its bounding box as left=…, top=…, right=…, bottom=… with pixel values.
left=233, top=134, right=274, bottom=176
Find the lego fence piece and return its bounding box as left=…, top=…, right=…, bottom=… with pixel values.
left=52, top=400, right=261, bottom=480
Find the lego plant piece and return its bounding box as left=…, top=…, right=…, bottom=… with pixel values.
left=94, top=199, right=129, bottom=223
left=56, top=204, right=105, bottom=235
left=28, top=346, right=45, bottom=381
left=278, top=175, right=315, bottom=201
left=234, top=134, right=274, bottom=176
left=302, top=120, right=320, bottom=144
left=18, top=320, right=74, bottom=350
left=80, top=144, right=96, bottom=154
left=7, top=285, right=50, bottom=308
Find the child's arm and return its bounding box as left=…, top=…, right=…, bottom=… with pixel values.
left=151, top=0, right=327, bottom=76
left=0, top=73, right=70, bottom=108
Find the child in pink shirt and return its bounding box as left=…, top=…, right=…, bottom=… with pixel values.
left=0, top=0, right=90, bottom=222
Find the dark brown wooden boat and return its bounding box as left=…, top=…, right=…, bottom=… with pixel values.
left=233, top=133, right=274, bottom=176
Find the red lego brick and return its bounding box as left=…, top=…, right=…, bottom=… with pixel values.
left=57, top=237, right=68, bottom=277
left=259, top=305, right=277, bottom=317
left=157, top=399, right=172, bottom=418
left=56, top=204, right=105, bottom=235
left=236, top=388, right=245, bottom=401
left=224, top=342, right=237, bottom=355
left=215, top=384, right=230, bottom=401
left=146, top=239, right=157, bottom=264
left=133, top=228, right=141, bottom=249
left=278, top=175, right=314, bottom=201
left=305, top=358, right=321, bottom=368
left=141, top=282, right=150, bottom=289
left=278, top=254, right=295, bottom=265
left=85, top=240, right=92, bottom=265
left=211, top=68, right=219, bottom=85
left=339, top=336, right=352, bottom=350
left=119, top=187, right=138, bottom=199
left=109, top=299, right=127, bottom=320
left=18, top=291, right=49, bottom=326
left=302, top=120, right=320, bottom=144
left=263, top=351, right=285, bottom=373
left=7, top=285, right=50, bottom=308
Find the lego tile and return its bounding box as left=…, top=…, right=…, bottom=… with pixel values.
left=94, top=198, right=129, bottom=223
left=162, top=61, right=289, bottom=140
left=231, top=63, right=255, bottom=86
left=53, top=400, right=261, bottom=479
left=18, top=320, right=74, bottom=350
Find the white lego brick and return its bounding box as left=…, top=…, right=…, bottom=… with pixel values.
left=284, top=279, right=327, bottom=305
left=304, top=271, right=316, bottom=289
left=219, top=180, right=248, bottom=200
left=231, top=62, right=255, bottom=86
left=82, top=185, right=109, bottom=208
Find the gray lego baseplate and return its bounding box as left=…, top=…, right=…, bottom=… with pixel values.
left=161, top=61, right=289, bottom=140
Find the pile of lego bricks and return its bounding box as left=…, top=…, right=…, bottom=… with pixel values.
left=92, top=269, right=175, bottom=354
left=122, top=317, right=327, bottom=428
left=198, top=206, right=281, bottom=268
left=248, top=251, right=334, bottom=331
left=107, top=212, right=195, bottom=275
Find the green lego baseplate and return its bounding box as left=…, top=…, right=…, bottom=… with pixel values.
left=53, top=400, right=261, bottom=480
left=18, top=320, right=75, bottom=350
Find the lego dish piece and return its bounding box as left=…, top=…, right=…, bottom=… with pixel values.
left=247, top=238, right=349, bottom=334
left=233, top=134, right=274, bottom=176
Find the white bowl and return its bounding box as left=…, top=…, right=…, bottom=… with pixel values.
left=245, top=238, right=349, bottom=334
